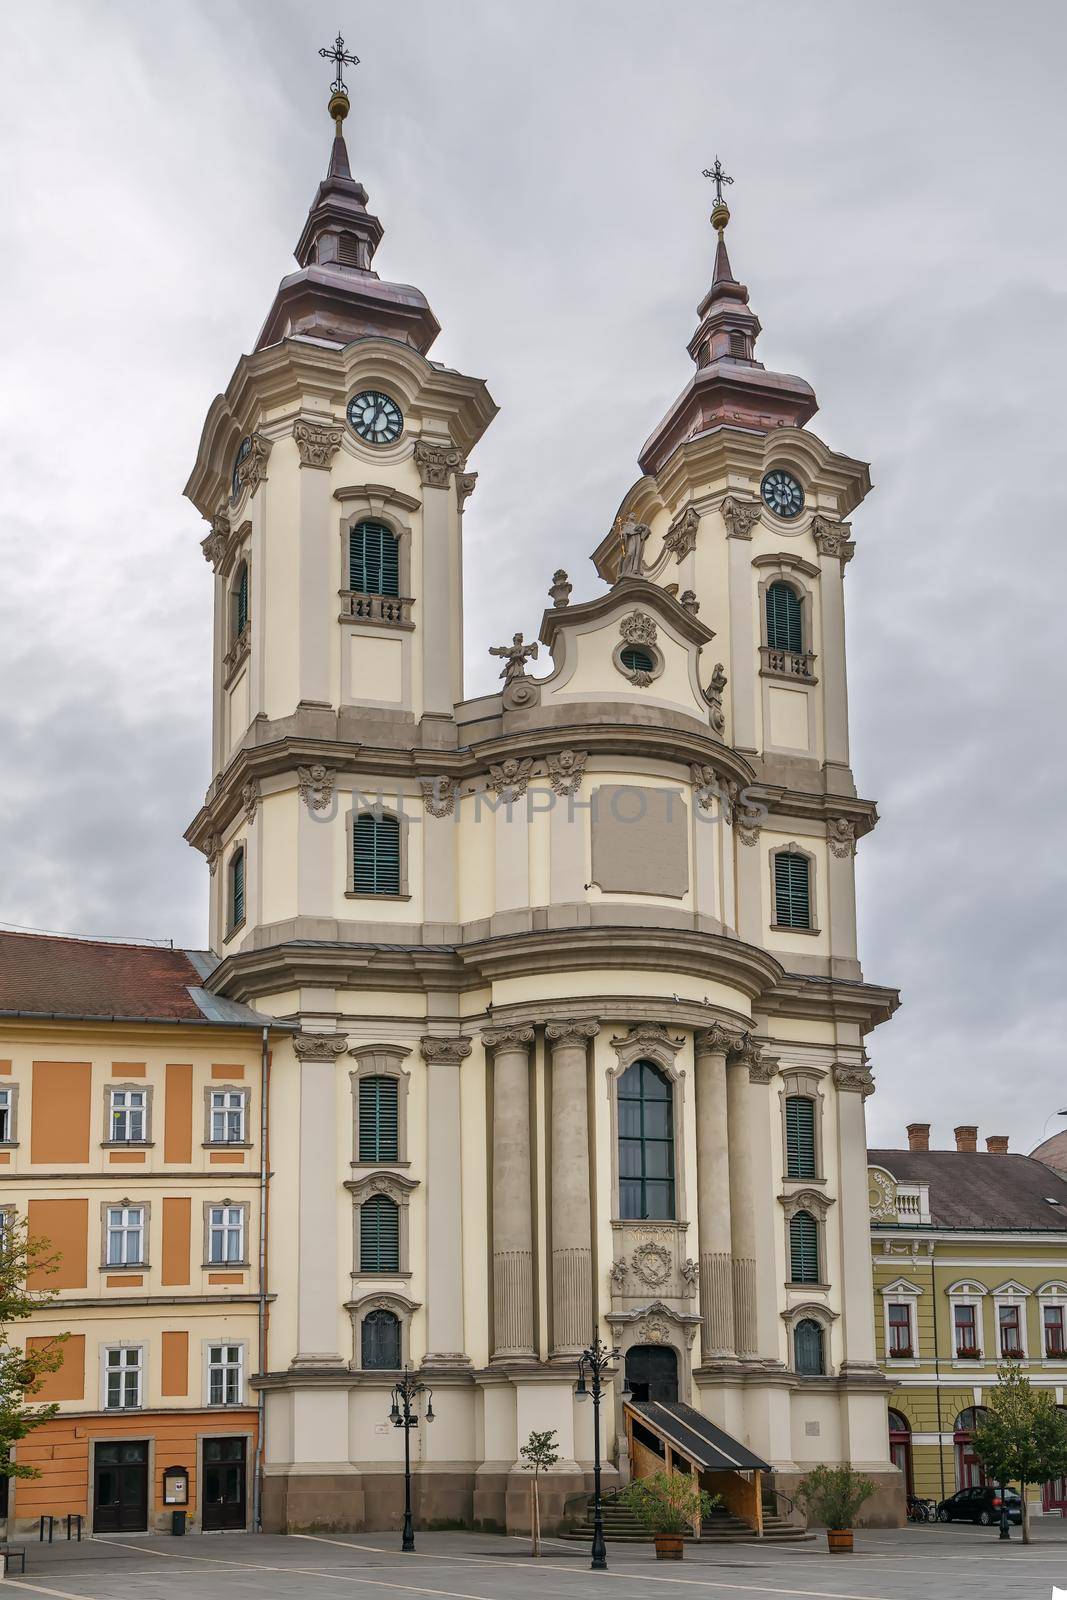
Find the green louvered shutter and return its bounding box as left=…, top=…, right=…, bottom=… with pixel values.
left=235, top=563, right=249, bottom=634
left=775, top=852, right=811, bottom=928
left=360, top=1194, right=400, bottom=1272
left=789, top=1211, right=819, bottom=1283
left=231, top=849, right=245, bottom=927
left=620, top=646, right=655, bottom=673
left=766, top=581, right=802, bottom=654
left=350, top=521, right=400, bottom=597
left=785, top=1096, right=817, bottom=1179
left=353, top=814, right=401, bottom=895
left=359, top=1076, right=399, bottom=1162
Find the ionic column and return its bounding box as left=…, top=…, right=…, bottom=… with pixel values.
left=420, top=1034, right=472, bottom=1366
left=483, top=1025, right=537, bottom=1362
left=546, top=1020, right=599, bottom=1357
left=726, top=1037, right=760, bottom=1360
left=694, top=1026, right=737, bottom=1360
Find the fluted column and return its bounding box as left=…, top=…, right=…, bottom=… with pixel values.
left=726, top=1037, right=759, bottom=1360
left=546, top=1020, right=598, bottom=1357
left=420, top=1034, right=472, bottom=1366
left=694, top=1026, right=737, bottom=1360
left=484, top=1025, right=537, bottom=1362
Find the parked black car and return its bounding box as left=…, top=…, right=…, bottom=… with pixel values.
left=936, top=1486, right=1023, bottom=1525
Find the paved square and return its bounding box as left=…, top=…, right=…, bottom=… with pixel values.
left=6, top=1526, right=1067, bottom=1600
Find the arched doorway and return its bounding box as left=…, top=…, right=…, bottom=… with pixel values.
left=1043, top=1407, right=1067, bottom=1514
left=625, top=1344, right=678, bottom=1403
left=953, top=1407, right=988, bottom=1489
left=887, top=1409, right=913, bottom=1496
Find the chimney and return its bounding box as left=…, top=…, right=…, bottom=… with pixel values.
left=986, top=1135, right=1009, bottom=1154
left=907, top=1123, right=931, bottom=1152
left=954, top=1125, right=978, bottom=1153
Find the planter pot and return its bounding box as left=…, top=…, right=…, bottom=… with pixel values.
left=654, top=1534, right=685, bottom=1561
left=826, top=1529, right=853, bottom=1554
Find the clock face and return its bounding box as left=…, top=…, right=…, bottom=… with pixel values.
left=230, top=435, right=251, bottom=503
left=760, top=469, right=805, bottom=520
left=347, top=390, right=403, bottom=446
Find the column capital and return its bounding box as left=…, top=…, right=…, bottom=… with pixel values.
left=414, top=439, right=465, bottom=488
left=293, top=1032, right=348, bottom=1061
left=812, top=514, right=856, bottom=564
left=695, top=1023, right=744, bottom=1058
left=481, top=1024, right=535, bottom=1051
left=293, top=418, right=344, bottom=468
left=420, top=1034, right=473, bottom=1066
left=727, top=1033, right=777, bottom=1084
left=832, top=1061, right=875, bottom=1097
left=545, top=1020, right=600, bottom=1047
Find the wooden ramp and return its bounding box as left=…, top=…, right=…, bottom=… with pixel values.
left=624, top=1400, right=772, bottom=1536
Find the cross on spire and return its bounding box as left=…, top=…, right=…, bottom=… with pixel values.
left=702, top=158, right=733, bottom=207
left=319, top=30, right=360, bottom=96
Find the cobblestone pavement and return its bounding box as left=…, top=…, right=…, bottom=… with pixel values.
left=4, top=1525, right=1067, bottom=1600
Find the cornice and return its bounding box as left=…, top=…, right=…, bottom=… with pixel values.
left=538, top=576, right=714, bottom=652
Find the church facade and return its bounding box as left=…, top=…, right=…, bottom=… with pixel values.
left=181, top=75, right=903, bottom=1532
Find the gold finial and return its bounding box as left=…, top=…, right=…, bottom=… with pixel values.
left=319, top=31, right=359, bottom=133
left=703, top=158, right=734, bottom=236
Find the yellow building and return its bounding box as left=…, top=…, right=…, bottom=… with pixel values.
left=0, top=930, right=287, bottom=1534
left=870, top=1123, right=1067, bottom=1520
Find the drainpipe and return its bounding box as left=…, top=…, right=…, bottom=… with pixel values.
left=930, top=1245, right=946, bottom=1503
left=252, top=1024, right=270, bottom=1532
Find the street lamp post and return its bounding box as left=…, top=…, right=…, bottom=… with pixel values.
left=998, top=1481, right=1011, bottom=1540
left=575, top=1335, right=627, bottom=1572
left=389, top=1369, right=434, bottom=1552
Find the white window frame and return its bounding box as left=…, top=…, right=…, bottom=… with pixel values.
left=102, top=1344, right=144, bottom=1410
left=207, top=1204, right=246, bottom=1266
left=0, top=1084, right=15, bottom=1145
left=948, top=1280, right=987, bottom=1362
left=209, top=1089, right=247, bottom=1146
left=205, top=1341, right=244, bottom=1406
left=108, top=1086, right=147, bottom=1145
left=880, top=1278, right=922, bottom=1365
left=105, top=1205, right=145, bottom=1267
left=993, top=1281, right=1032, bottom=1361
left=1038, top=1283, right=1067, bottom=1362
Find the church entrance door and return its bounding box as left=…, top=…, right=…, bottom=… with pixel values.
left=625, top=1344, right=678, bottom=1403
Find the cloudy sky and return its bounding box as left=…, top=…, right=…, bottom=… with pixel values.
left=1, top=1, right=1064, bottom=1153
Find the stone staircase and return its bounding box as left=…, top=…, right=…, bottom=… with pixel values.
left=563, top=1496, right=815, bottom=1545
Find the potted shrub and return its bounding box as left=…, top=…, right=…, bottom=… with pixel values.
left=796, top=1465, right=875, bottom=1553
left=621, top=1470, right=719, bottom=1560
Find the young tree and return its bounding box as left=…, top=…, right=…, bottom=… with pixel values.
left=972, top=1364, right=1067, bottom=1543
left=518, top=1428, right=559, bottom=1555
left=0, top=1214, right=66, bottom=1482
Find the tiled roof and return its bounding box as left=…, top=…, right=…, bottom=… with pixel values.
left=869, top=1148, right=1067, bottom=1232
left=0, top=930, right=269, bottom=1028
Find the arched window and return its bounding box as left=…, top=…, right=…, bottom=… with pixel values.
left=620, top=646, right=654, bottom=674
left=359, top=1076, right=399, bottom=1163
left=350, top=520, right=400, bottom=598
left=766, top=581, right=803, bottom=654
left=785, top=1095, right=817, bottom=1178
left=888, top=1409, right=913, bottom=1495
left=353, top=813, right=401, bottom=896
left=794, top=1318, right=824, bottom=1375
left=360, top=1194, right=400, bottom=1273
left=789, top=1210, right=820, bottom=1284
left=228, top=846, right=245, bottom=931
left=233, top=561, right=249, bottom=640
left=618, top=1058, right=675, bottom=1220
left=774, top=851, right=811, bottom=930
left=361, top=1308, right=401, bottom=1369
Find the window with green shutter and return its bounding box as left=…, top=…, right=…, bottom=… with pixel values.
left=789, top=1211, right=820, bottom=1283
left=620, top=646, right=655, bottom=674
left=359, top=1076, right=399, bottom=1162
left=785, top=1095, right=817, bottom=1179
left=353, top=813, right=401, bottom=895
left=229, top=847, right=245, bottom=929
left=350, top=520, right=400, bottom=597
left=794, top=1317, right=824, bottom=1374
left=774, top=852, right=811, bottom=929
left=766, top=581, right=803, bottom=653
left=234, top=561, right=249, bottom=637
left=360, top=1194, right=400, bottom=1273
left=618, top=1058, right=675, bottom=1220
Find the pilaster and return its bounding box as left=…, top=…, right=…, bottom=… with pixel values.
left=297, top=444, right=336, bottom=706
left=293, top=1032, right=348, bottom=1367
left=833, top=1062, right=879, bottom=1371
left=694, top=1026, right=737, bottom=1360
left=415, top=441, right=464, bottom=725
left=546, top=1021, right=599, bottom=1357
left=420, top=1034, right=473, bottom=1366
left=483, top=1026, right=537, bottom=1362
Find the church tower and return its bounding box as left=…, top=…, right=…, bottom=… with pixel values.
left=185, top=53, right=902, bottom=1532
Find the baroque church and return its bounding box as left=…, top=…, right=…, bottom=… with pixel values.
left=176, top=61, right=901, bottom=1533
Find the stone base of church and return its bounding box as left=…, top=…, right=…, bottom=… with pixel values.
left=769, top=1468, right=906, bottom=1528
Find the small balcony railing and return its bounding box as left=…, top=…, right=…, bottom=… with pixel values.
left=760, top=644, right=816, bottom=681
left=339, top=591, right=414, bottom=627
